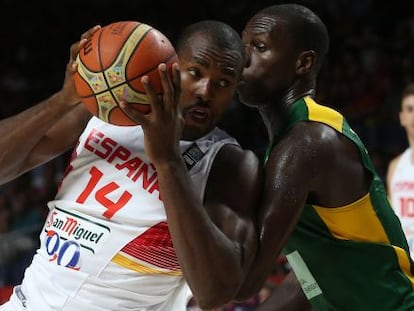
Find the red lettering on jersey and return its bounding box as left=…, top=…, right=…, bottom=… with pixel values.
left=108, top=145, right=131, bottom=163
left=116, top=157, right=144, bottom=178
left=132, top=163, right=157, bottom=188
left=46, top=211, right=58, bottom=228
left=84, top=129, right=104, bottom=153
left=62, top=217, right=78, bottom=236
left=76, top=166, right=134, bottom=219
left=400, top=197, right=414, bottom=217
left=148, top=180, right=161, bottom=201
left=96, top=182, right=133, bottom=219
left=394, top=182, right=414, bottom=192
left=96, top=137, right=117, bottom=159
left=79, top=128, right=162, bottom=204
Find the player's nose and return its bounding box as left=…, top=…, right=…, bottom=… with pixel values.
left=195, top=78, right=213, bottom=101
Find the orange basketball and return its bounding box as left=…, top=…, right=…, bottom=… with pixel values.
left=74, top=21, right=178, bottom=126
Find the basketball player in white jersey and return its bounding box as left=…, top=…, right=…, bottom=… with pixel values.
left=0, top=21, right=261, bottom=310
left=387, top=83, right=414, bottom=259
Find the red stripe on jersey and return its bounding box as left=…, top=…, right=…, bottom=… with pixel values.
left=120, top=221, right=181, bottom=271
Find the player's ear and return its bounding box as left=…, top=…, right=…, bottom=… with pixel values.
left=296, top=50, right=315, bottom=75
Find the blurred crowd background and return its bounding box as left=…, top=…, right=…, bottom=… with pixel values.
left=1, top=0, right=414, bottom=308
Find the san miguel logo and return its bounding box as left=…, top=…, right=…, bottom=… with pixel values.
left=44, top=207, right=111, bottom=269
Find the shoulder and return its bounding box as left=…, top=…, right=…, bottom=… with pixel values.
left=266, top=121, right=357, bottom=181
left=203, top=144, right=262, bottom=222
left=214, top=144, right=261, bottom=174
left=273, top=122, right=340, bottom=162
left=207, top=144, right=262, bottom=198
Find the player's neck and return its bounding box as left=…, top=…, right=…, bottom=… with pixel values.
left=258, top=85, right=315, bottom=142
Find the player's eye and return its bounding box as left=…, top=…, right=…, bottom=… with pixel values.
left=253, top=42, right=266, bottom=52
left=217, top=79, right=230, bottom=88
left=188, top=68, right=200, bottom=78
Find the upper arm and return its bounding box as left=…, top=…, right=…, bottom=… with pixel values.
left=204, top=144, right=263, bottom=267
left=243, top=125, right=322, bottom=295
left=24, top=105, right=91, bottom=171
left=258, top=132, right=315, bottom=260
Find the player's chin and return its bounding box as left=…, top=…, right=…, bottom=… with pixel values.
left=182, top=116, right=213, bottom=141
left=236, top=88, right=259, bottom=108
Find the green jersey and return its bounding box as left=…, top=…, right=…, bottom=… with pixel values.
left=267, top=96, right=414, bottom=310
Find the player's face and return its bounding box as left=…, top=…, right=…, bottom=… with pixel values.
left=238, top=14, right=298, bottom=107
left=178, top=34, right=242, bottom=140
left=400, top=94, right=414, bottom=137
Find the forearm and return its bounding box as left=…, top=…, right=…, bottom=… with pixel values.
left=236, top=257, right=273, bottom=300
left=236, top=234, right=282, bottom=300
left=237, top=183, right=306, bottom=300
left=155, top=158, right=245, bottom=308
left=236, top=246, right=292, bottom=300
left=0, top=91, right=82, bottom=184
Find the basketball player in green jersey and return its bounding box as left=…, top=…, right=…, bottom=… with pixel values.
left=234, top=4, right=414, bottom=310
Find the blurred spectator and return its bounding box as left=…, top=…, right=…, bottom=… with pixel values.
left=387, top=83, right=414, bottom=259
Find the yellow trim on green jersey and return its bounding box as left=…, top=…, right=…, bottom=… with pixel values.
left=305, top=97, right=344, bottom=133
left=313, top=193, right=389, bottom=243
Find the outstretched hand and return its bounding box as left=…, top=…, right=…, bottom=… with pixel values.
left=119, top=62, right=183, bottom=166
left=60, top=25, right=101, bottom=107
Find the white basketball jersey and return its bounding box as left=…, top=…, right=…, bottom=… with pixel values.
left=11, top=117, right=238, bottom=310
left=389, top=148, right=414, bottom=259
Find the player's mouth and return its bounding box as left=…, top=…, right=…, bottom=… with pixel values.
left=183, top=105, right=210, bottom=124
